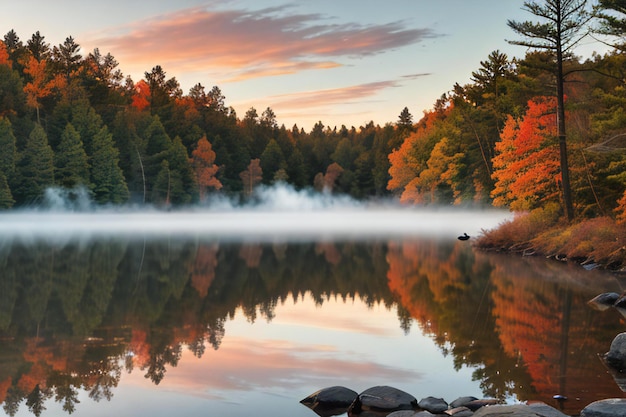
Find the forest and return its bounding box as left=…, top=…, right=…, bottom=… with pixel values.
left=0, top=0, right=625, bottom=227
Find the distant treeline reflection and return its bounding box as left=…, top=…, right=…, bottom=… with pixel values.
left=0, top=237, right=622, bottom=416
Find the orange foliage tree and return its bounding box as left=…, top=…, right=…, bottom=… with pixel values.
left=491, top=97, right=561, bottom=211
left=23, top=56, right=65, bottom=123
left=240, top=158, right=262, bottom=196
left=190, top=136, right=222, bottom=202
left=314, top=162, right=344, bottom=192
left=0, top=41, right=9, bottom=66
left=616, top=191, right=626, bottom=224
left=131, top=80, right=150, bottom=112
left=387, top=108, right=452, bottom=203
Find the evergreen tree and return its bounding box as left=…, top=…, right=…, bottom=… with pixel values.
left=14, top=124, right=54, bottom=204
left=508, top=0, right=592, bottom=219
left=55, top=123, right=90, bottom=188
left=166, top=136, right=196, bottom=204
left=259, top=139, right=286, bottom=183
left=0, top=171, right=14, bottom=209
left=91, top=126, right=129, bottom=204
left=0, top=117, right=17, bottom=184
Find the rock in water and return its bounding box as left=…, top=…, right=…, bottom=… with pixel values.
left=418, top=396, right=448, bottom=413
left=587, top=292, right=620, bottom=311
left=449, top=396, right=478, bottom=409
left=300, top=386, right=358, bottom=416
left=604, top=332, right=626, bottom=371
left=349, top=386, right=418, bottom=414
left=581, top=399, right=626, bottom=417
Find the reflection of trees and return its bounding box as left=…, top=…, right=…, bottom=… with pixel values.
left=0, top=237, right=393, bottom=415
left=387, top=240, right=624, bottom=415
left=387, top=240, right=528, bottom=400
left=485, top=254, right=624, bottom=413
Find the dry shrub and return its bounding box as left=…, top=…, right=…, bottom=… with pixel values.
left=476, top=203, right=561, bottom=251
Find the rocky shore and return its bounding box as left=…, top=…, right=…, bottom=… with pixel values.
left=300, top=385, right=626, bottom=417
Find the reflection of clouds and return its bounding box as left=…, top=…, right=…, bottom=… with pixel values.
left=153, top=336, right=420, bottom=397
left=91, top=4, right=438, bottom=81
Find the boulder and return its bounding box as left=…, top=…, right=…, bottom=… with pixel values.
left=604, top=332, right=626, bottom=371
left=526, top=402, right=569, bottom=417
left=349, top=386, right=418, bottom=414
left=418, top=396, right=448, bottom=413
left=464, top=399, right=501, bottom=411
left=300, top=386, right=358, bottom=417
left=581, top=399, right=626, bottom=417
left=474, top=404, right=551, bottom=417
left=449, top=396, right=479, bottom=409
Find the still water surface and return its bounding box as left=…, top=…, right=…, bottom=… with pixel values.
left=0, top=208, right=624, bottom=417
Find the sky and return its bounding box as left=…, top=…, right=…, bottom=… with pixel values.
left=2, top=0, right=612, bottom=130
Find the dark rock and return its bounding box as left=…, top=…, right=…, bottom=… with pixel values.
left=604, top=332, right=626, bottom=371
left=473, top=404, right=549, bottom=417
left=300, top=386, right=358, bottom=417
left=348, top=386, right=418, bottom=414
left=418, top=396, right=448, bottom=414
left=615, top=294, right=626, bottom=309
left=526, top=402, right=569, bottom=417
left=581, top=399, right=626, bottom=417
left=387, top=411, right=423, bottom=417
left=464, top=399, right=502, bottom=411
left=449, top=396, right=479, bottom=409
left=588, top=292, right=620, bottom=311
left=445, top=406, right=474, bottom=417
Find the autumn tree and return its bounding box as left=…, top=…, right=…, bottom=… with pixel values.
left=240, top=159, right=262, bottom=197
left=491, top=97, right=562, bottom=210
left=191, top=136, right=222, bottom=201
left=23, top=56, right=64, bottom=123
left=507, top=0, right=592, bottom=220
left=314, top=162, right=344, bottom=193
left=401, top=137, right=465, bottom=204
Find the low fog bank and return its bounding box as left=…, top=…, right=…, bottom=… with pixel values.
left=0, top=184, right=512, bottom=242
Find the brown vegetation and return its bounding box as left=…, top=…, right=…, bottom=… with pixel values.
left=475, top=208, right=626, bottom=271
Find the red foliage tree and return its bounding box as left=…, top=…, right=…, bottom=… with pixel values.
left=491, top=97, right=561, bottom=211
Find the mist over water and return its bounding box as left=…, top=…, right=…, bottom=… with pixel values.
left=0, top=184, right=512, bottom=242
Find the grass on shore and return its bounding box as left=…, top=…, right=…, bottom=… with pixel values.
left=475, top=204, right=626, bottom=271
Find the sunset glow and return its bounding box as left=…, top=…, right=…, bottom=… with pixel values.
left=5, top=0, right=602, bottom=129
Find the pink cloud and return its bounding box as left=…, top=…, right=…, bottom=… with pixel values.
left=149, top=336, right=421, bottom=396
left=92, top=4, right=439, bottom=81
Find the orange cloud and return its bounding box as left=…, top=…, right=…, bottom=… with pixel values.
left=92, top=4, right=439, bottom=81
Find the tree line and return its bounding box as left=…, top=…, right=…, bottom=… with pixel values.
left=0, top=0, right=625, bottom=222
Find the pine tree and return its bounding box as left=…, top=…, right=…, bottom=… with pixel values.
left=0, top=117, right=17, bottom=185
left=91, top=126, right=129, bottom=204
left=14, top=124, right=54, bottom=203
left=0, top=171, right=14, bottom=209
left=55, top=123, right=90, bottom=188
left=508, top=0, right=592, bottom=220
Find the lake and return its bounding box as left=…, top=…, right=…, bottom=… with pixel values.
left=0, top=206, right=624, bottom=417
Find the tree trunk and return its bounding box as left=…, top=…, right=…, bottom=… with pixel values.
left=556, top=7, right=575, bottom=221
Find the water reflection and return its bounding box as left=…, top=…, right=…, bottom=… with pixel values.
left=0, top=235, right=623, bottom=416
